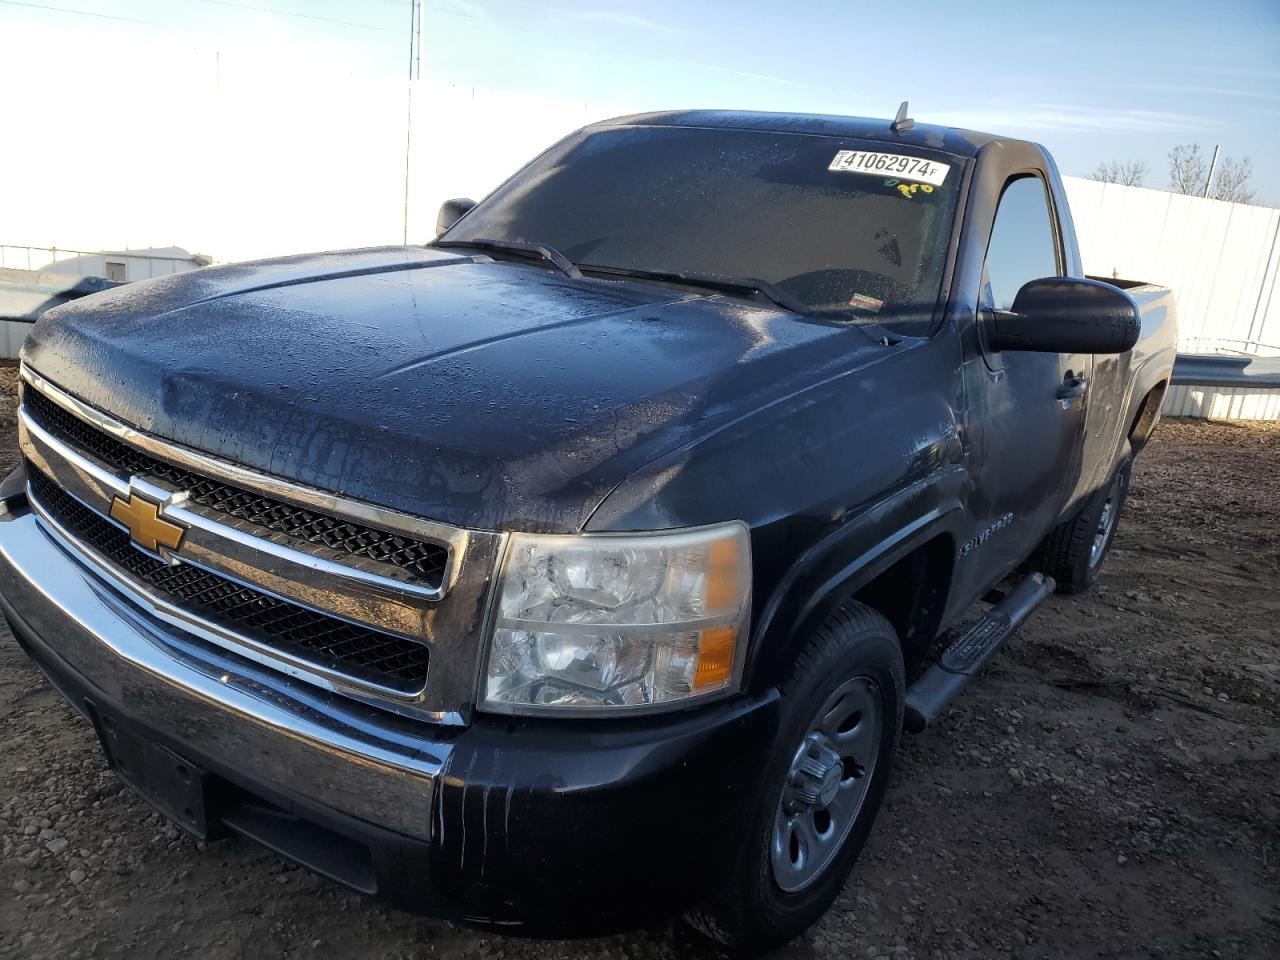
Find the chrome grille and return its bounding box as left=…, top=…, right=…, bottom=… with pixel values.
left=23, top=387, right=449, bottom=590
left=28, top=464, right=431, bottom=692
left=16, top=364, right=505, bottom=724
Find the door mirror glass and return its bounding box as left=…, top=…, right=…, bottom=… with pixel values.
left=987, top=277, right=1140, bottom=355
left=436, top=198, right=476, bottom=236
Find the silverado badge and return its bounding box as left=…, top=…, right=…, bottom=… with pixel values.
left=109, top=491, right=186, bottom=553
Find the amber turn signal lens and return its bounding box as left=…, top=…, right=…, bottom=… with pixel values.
left=694, top=626, right=736, bottom=690
left=705, top=537, right=742, bottom=612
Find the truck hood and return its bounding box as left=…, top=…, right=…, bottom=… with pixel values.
left=24, top=246, right=887, bottom=532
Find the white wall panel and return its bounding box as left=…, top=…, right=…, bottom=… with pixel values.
left=1064, top=177, right=1280, bottom=356
left=1064, top=177, right=1280, bottom=420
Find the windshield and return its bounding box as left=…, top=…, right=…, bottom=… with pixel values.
left=444, top=125, right=963, bottom=333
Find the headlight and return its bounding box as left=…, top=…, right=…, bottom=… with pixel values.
left=482, top=522, right=751, bottom=714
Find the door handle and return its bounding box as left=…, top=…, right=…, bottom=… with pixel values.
left=1056, top=374, right=1087, bottom=401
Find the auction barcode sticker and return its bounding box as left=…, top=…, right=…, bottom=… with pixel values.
left=829, top=150, right=951, bottom=186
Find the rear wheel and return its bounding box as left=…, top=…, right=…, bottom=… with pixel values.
left=1035, top=447, right=1133, bottom=594
left=686, top=603, right=904, bottom=953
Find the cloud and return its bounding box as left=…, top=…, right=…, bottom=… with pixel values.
left=701, top=64, right=798, bottom=87
left=1164, top=84, right=1280, bottom=103
left=427, top=0, right=492, bottom=22
left=572, top=11, right=685, bottom=35
left=1082, top=79, right=1280, bottom=105
left=928, top=104, right=1216, bottom=135
left=1204, top=65, right=1280, bottom=83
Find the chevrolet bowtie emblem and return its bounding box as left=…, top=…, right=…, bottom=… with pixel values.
left=109, top=491, right=186, bottom=553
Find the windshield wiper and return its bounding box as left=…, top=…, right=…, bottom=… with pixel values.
left=583, top=263, right=905, bottom=346
left=578, top=264, right=810, bottom=315
left=431, top=238, right=582, bottom=279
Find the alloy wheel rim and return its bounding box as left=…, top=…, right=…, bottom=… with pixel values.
left=770, top=674, right=882, bottom=893
left=1090, top=473, right=1124, bottom=568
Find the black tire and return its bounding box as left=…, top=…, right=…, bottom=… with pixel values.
left=686, top=603, right=904, bottom=953
left=1034, top=446, right=1133, bottom=595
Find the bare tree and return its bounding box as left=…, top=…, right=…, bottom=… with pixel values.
left=1087, top=160, right=1147, bottom=186
left=1168, top=144, right=1207, bottom=195
left=1211, top=156, right=1255, bottom=204
left=1168, top=144, right=1256, bottom=203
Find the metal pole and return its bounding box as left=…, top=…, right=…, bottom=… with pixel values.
left=1202, top=144, right=1220, bottom=198
left=1244, top=214, right=1280, bottom=353
left=401, top=0, right=420, bottom=246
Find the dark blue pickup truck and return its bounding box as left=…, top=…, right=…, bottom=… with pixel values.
left=0, top=109, right=1176, bottom=949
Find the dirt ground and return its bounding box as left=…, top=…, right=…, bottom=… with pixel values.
left=0, top=361, right=1277, bottom=960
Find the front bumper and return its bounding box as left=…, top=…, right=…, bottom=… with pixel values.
left=0, top=499, right=778, bottom=934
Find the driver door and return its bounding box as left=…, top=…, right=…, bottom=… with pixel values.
left=969, top=174, right=1092, bottom=577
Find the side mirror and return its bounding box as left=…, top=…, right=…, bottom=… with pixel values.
left=436, top=198, right=476, bottom=235
left=988, top=277, right=1140, bottom=354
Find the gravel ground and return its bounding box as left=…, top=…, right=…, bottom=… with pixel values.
left=0, top=361, right=1277, bottom=959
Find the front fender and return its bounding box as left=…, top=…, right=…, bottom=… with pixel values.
left=584, top=332, right=967, bottom=695
left=747, top=467, right=965, bottom=691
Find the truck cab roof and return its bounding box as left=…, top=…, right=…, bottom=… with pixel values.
left=594, top=109, right=1016, bottom=158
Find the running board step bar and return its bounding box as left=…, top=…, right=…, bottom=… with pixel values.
left=903, top=572, right=1055, bottom=733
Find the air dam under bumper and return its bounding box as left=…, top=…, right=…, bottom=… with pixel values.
left=0, top=503, right=778, bottom=935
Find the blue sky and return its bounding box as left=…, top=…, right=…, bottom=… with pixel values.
left=4, top=0, right=1279, bottom=204
left=425, top=0, right=1280, bottom=202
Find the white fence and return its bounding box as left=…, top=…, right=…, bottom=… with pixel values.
left=1062, top=178, right=1280, bottom=420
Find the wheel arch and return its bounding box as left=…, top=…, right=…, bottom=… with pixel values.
left=851, top=534, right=954, bottom=669
left=1128, top=379, right=1168, bottom=454
left=747, top=507, right=960, bottom=691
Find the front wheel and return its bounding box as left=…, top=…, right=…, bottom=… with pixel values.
left=686, top=603, right=904, bottom=952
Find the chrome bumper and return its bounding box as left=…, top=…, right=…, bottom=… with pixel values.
left=0, top=506, right=446, bottom=841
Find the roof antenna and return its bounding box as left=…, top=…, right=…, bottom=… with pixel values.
left=890, top=101, right=914, bottom=134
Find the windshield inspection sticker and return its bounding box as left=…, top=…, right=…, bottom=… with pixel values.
left=849, top=293, right=884, bottom=313
left=829, top=150, right=951, bottom=186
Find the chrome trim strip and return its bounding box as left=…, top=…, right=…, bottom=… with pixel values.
left=0, top=509, right=444, bottom=839
left=20, top=363, right=467, bottom=594
left=20, top=407, right=130, bottom=506
left=20, top=409, right=442, bottom=638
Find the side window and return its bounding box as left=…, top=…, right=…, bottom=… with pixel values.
left=981, top=176, right=1059, bottom=311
